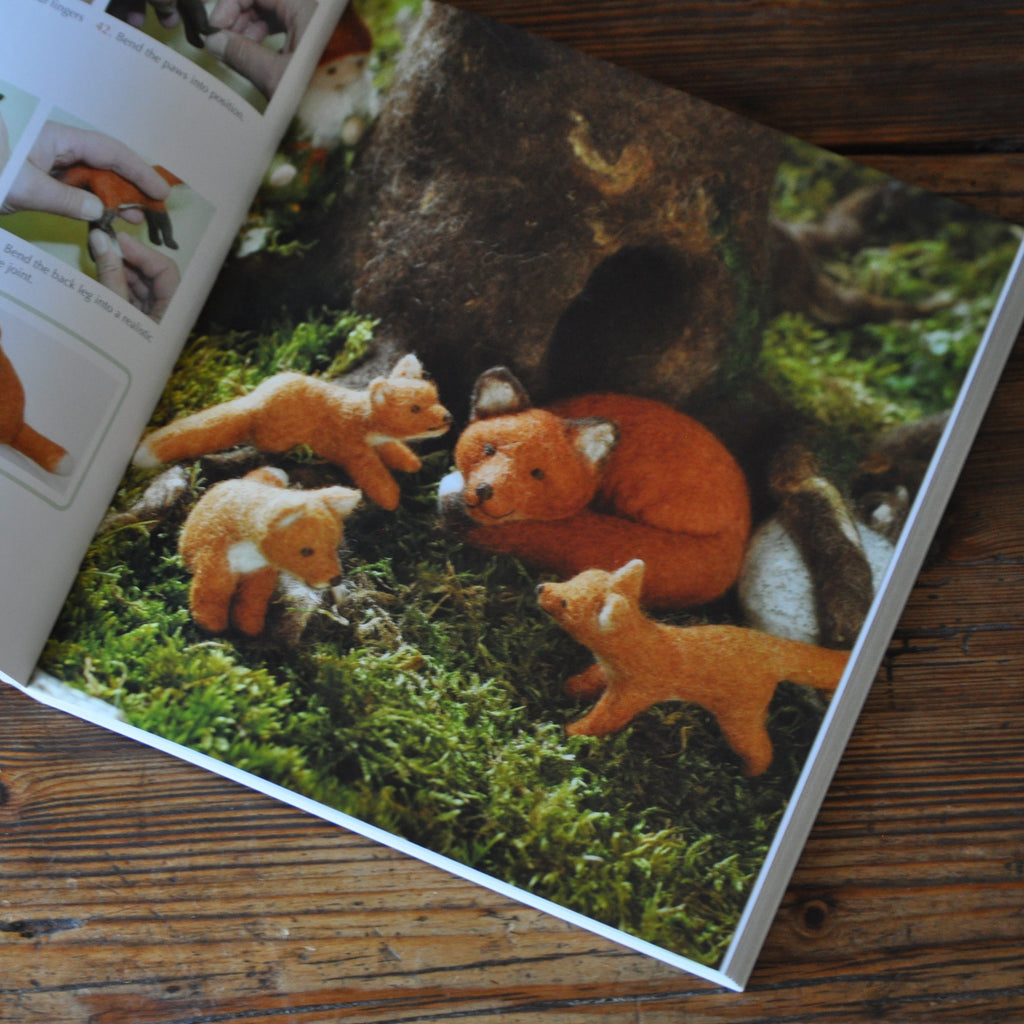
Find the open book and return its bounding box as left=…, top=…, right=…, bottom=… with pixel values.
left=2, top=0, right=1022, bottom=993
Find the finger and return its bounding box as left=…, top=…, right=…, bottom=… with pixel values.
left=205, top=29, right=284, bottom=97
left=207, top=0, right=247, bottom=31
left=54, top=127, right=170, bottom=202
left=89, top=229, right=131, bottom=300
left=6, top=163, right=105, bottom=220
left=117, top=233, right=181, bottom=320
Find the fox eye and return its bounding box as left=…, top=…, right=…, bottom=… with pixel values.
left=411, top=404, right=421, bottom=413
left=483, top=443, right=497, bottom=456
left=531, top=467, right=546, bottom=480
left=301, top=547, right=314, bottom=557
left=560, top=598, right=568, bottom=608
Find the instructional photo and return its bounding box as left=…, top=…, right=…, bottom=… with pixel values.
left=104, top=0, right=320, bottom=114
left=0, top=81, right=40, bottom=178
left=0, top=300, right=129, bottom=506
left=0, top=108, right=213, bottom=324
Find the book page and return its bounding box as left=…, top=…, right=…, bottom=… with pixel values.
left=8, top=0, right=1024, bottom=992
left=0, top=0, right=347, bottom=683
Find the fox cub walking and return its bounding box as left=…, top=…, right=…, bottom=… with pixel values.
left=135, top=354, right=452, bottom=510
left=538, top=560, right=849, bottom=776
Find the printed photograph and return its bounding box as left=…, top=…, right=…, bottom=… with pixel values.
left=0, top=108, right=212, bottom=324
left=0, top=81, right=40, bottom=177
left=40, top=0, right=1022, bottom=972
left=0, top=300, right=129, bottom=504
left=104, top=0, right=320, bottom=113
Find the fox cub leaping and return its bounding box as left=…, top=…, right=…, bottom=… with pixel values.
left=135, top=354, right=452, bottom=510
left=538, top=559, right=849, bottom=776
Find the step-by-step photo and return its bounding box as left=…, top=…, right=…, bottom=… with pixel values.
left=0, top=109, right=213, bottom=325
left=0, top=300, right=129, bottom=506
left=104, top=0, right=319, bottom=114
left=0, top=81, right=40, bottom=177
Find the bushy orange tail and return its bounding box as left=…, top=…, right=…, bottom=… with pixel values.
left=470, top=509, right=745, bottom=608
left=135, top=399, right=257, bottom=468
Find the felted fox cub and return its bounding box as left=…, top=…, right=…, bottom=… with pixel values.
left=0, top=335, right=72, bottom=475
left=439, top=367, right=750, bottom=609
left=179, top=466, right=361, bottom=636
left=538, top=560, right=848, bottom=776
left=134, top=354, right=453, bottom=510
left=56, top=163, right=183, bottom=248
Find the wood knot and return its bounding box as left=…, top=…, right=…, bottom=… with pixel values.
left=792, top=897, right=835, bottom=938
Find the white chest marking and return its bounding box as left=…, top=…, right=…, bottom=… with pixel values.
left=437, top=470, right=465, bottom=499
left=228, top=540, right=268, bottom=574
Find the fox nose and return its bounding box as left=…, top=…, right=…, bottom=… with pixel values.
left=536, top=583, right=545, bottom=594
left=329, top=574, right=343, bottom=587
left=475, top=481, right=493, bottom=502
left=443, top=411, right=453, bottom=425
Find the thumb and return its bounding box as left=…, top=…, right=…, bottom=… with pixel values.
left=88, top=229, right=130, bottom=301
left=7, top=163, right=105, bottom=221
left=206, top=29, right=283, bottom=98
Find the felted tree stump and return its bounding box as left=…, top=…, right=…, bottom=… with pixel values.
left=276, top=2, right=782, bottom=410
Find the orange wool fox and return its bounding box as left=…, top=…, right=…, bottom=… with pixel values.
left=134, top=354, right=453, bottom=510
left=439, top=367, right=750, bottom=608
left=56, top=163, right=183, bottom=248
left=0, top=335, right=72, bottom=475
left=537, top=560, right=849, bottom=776
left=179, top=466, right=361, bottom=636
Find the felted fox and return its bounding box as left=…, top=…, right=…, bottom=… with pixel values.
left=134, top=354, right=453, bottom=510
left=537, top=560, right=849, bottom=776
left=439, top=367, right=750, bottom=609
left=179, top=466, right=361, bottom=636
left=56, top=163, right=183, bottom=248
left=0, top=335, right=72, bottom=475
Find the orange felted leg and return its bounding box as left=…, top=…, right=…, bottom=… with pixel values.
left=231, top=568, right=280, bottom=637
left=564, top=662, right=607, bottom=699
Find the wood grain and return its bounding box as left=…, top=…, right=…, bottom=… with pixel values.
left=3, top=2, right=1024, bottom=1021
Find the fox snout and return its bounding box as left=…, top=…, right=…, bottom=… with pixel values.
left=536, top=582, right=568, bottom=616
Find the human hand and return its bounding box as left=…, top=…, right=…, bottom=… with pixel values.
left=0, top=113, right=11, bottom=174
left=90, top=229, right=181, bottom=323
left=2, top=123, right=170, bottom=222
left=109, top=0, right=213, bottom=48
left=206, top=0, right=316, bottom=98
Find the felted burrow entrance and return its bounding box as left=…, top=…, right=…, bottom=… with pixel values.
left=303, top=2, right=784, bottom=416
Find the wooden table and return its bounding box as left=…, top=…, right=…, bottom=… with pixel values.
left=3, top=2, right=1023, bottom=1020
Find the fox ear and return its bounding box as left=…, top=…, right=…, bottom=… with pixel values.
left=611, top=559, right=645, bottom=602
left=391, top=353, right=425, bottom=379
left=569, top=417, right=619, bottom=469
left=324, top=486, right=362, bottom=519
left=369, top=377, right=391, bottom=407
left=469, top=366, right=532, bottom=420
left=598, top=593, right=631, bottom=632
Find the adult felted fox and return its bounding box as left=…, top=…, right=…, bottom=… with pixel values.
left=439, top=367, right=750, bottom=608
left=56, top=163, right=183, bottom=248
left=537, top=560, right=849, bottom=776
left=0, top=333, right=72, bottom=475
left=179, top=466, right=361, bottom=636
left=134, top=354, right=453, bottom=510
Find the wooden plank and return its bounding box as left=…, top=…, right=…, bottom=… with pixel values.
left=3, top=2, right=1024, bottom=1021
left=450, top=1, right=1024, bottom=149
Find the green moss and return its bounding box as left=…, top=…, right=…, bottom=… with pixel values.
left=42, top=446, right=827, bottom=969
left=39, top=105, right=1021, bottom=975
